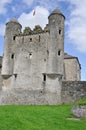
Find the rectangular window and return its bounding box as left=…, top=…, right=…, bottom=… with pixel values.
left=39, top=35, right=40, bottom=42
left=0, top=64, right=2, bottom=69
left=29, top=53, right=32, bottom=59
left=30, top=38, right=32, bottom=41
left=14, top=74, right=17, bottom=79
left=58, top=50, right=61, bottom=56
left=43, top=74, right=46, bottom=82
left=13, top=36, right=16, bottom=40
left=11, top=54, right=14, bottom=59
left=59, top=30, right=61, bottom=34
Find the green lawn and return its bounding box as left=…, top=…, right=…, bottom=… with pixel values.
left=0, top=104, right=86, bottom=130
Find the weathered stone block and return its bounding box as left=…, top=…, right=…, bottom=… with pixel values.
left=71, top=106, right=86, bottom=118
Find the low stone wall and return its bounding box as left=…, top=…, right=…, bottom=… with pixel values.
left=0, top=88, right=61, bottom=105
left=62, top=81, right=86, bottom=104
left=0, top=88, right=46, bottom=105
left=0, top=80, right=86, bottom=105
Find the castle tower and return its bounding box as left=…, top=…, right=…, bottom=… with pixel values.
left=45, top=9, right=65, bottom=104
left=2, top=18, right=22, bottom=78
left=47, top=9, right=65, bottom=75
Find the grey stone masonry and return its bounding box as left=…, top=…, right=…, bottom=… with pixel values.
left=0, top=8, right=83, bottom=105
left=62, top=81, right=86, bottom=104
left=0, top=8, right=65, bottom=105
left=64, top=53, right=81, bottom=81
left=0, top=56, right=2, bottom=89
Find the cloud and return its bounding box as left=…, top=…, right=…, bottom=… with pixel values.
left=22, top=0, right=86, bottom=53
left=22, top=0, right=59, bottom=10
left=61, top=0, right=86, bottom=53
left=0, top=0, right=12, bottom=14
left=0, top=24, right=5, bottom=36
left=22, top=0, right=34, bottom=6
left=18, top=6, right=49, bottom=30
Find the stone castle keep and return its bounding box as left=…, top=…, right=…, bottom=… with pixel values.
left=0, top=9, right=86, bottom=105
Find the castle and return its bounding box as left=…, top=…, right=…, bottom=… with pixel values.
left=0, top=9, right=85, bottom=105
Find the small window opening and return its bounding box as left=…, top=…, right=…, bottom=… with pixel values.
left=59, top=30, right=61, bottom=34
left=47, top=50, right=49, bottom=56
left=13, top=36, right=16, bottom=40
left=30, top=38, right=32, bottom=41
left=29, top=53, right=32, bottom=59
left=39, top=35, right=40, bottom=42
left=58, top=50, right=61, bottom=56
left=0, top=64, right=2, bottom=69
left=14, top=74, right=17, bottom=79
left=11, top=54, right=14, bottom=59
left=43, top=74, right=46, bottom=82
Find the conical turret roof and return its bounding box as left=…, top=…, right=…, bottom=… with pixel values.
left=6, top=17, right=22, bottom=27
left=10, top=17, right=19, bottom=23
left=48, top=8, right=65, bottom=18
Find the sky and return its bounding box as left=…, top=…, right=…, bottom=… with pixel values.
left=0, top=0, right=86, bottom=80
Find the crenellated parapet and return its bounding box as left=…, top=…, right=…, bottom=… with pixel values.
left=44, top=24, right=49, bottom=32
left=18, top=24, right=49, bottom=36
left=23, top=27, right=33, bottom=35
left=33, top=25, right=43, bottom=34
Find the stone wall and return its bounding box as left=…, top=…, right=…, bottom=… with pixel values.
left=12, top=32, right=49, bottom=90
left=0, top=56, right=2, bottom=89
left=0, top=75, right=62, bottom=105
left=64, top=58, right=81, bottom=81
left=62, top=81, right=86, bottom=104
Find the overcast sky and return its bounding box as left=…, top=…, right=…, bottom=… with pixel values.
left=0, top=0, right=86, bottom=80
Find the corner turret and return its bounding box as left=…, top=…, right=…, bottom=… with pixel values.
left=6, top=17, right=22, bottom=36
left=47, top=8, right=65, bottom=76
left=2, top=18, right=22, bottom=78
left=45, top=8, right=65, bottom=104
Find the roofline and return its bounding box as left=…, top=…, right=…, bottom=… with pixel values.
left=48, top=13, right=65, bottom=19
left=6, top=21, right=22, bottom=28
left=48, top=8, right=65, bottom=19
left=0, top=56, right=3, bottom=58
left=64, top=56, right=81, bottom=69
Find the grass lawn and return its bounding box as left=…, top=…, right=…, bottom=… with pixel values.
left=0, top=104, right=86, bottom=130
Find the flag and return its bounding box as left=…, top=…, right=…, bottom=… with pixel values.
left=33, top=10, right=35, bottom=16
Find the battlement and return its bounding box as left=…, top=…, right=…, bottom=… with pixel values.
left=16, top=24, right=49, bottom=36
